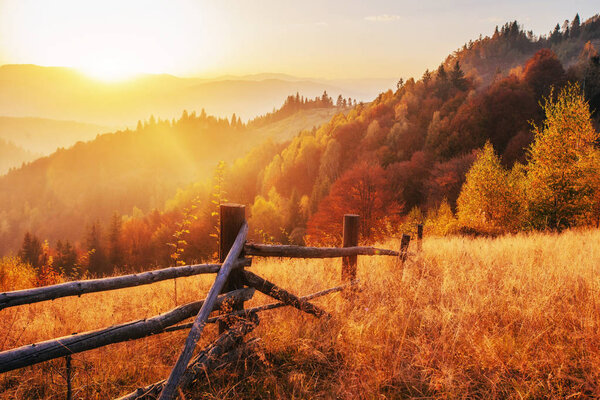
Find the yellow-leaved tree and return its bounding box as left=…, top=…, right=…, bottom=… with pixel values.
left=526, top=83, right=600, bottom=230
left=457, top=142, right=524, bottom=233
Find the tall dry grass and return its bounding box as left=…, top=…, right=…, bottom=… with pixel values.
left=2, top=229, right=600, bottom=399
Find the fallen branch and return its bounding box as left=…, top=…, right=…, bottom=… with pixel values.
left=0, top=259, right=251, bottom=310
left=0, top=288, right=254, bottom=373
left=244, top=243, right=398, bottom=258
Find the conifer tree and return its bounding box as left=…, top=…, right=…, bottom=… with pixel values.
left=571, top=13, right=581, bottom=37
left=108, top=212, right=124, bottom=271
left=18, top=232, right=43, bottom=269
left=450, top=61, right=467, bottom=90
left=86, top=222, right=109, bottom=276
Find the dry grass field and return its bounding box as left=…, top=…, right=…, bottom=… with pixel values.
left=2, top=229, right=600, bottom=399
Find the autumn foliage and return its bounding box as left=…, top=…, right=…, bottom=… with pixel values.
left=306, top=162, right=401, bottom=244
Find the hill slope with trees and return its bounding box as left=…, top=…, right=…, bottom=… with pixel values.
left=0, top=93, right=347, bottom=258
left=4, top=14, right=600, bottom=276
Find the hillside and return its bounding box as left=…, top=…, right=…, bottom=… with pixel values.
left=0, top=139, right=39, bottom=175
left=445, top=16, right=600, bottom=86
left=0, top=65, right=387, bottom=126
left=0, top=116, right=109, bottom=155
left=0, top=101, right=346, bottom=256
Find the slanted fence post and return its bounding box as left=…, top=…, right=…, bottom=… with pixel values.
left=342, top=214, right=359, bottom=283
left=219, top=203, right=246, bottom=333
left=417, top=224, right=423, bottom=252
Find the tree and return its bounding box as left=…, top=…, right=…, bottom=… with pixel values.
left=286, top=189, right=303, bottom=232
left=54, top=240, right=78, bottom=277
left=18, top=232, right=43, bottom=269
left=450, top=61, right=467, bottom=90
left=306, top=162, right=401, bottom=244
left=523, top=49, right=565, bottom=99
left=571, top=13, right=581, bottom=38
left=526, top=83, right=600, bottom=230
left=396, top=78, right=404, bottom=91
left=550, top=23, right=562, bottom=44
left=422, top=69, right=432, bottom=85
left=86, top=222, right=109, bottom=276
left=437, top=64, right=447, bottom=81
left=456, top=142, right=523, bottom=233
left=108, top=212, right=124, bottom=271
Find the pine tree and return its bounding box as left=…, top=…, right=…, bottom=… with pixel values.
left=422, top=69, right=432, bottom=85
left=55, top=240, right=78, bottom=277
left=450, top=61, right=467, bottom=90
left=18, top=232, right=43, bottom=269
left=108, top=212, right=124, bottom=271
left=437, top=64, right=447, bottom=81
left=87, top=222, right=109, bottom=276
left=550, top=23, right=561, bottom=44
left=286, top=189, right=302, bottom=232
left=571, top=14, right=581, bottom=37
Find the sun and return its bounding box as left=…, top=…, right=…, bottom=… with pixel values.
left=79, top=60, right=142, bottom=82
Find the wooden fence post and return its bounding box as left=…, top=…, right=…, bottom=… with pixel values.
left=65, top=355, right=72, bottom=400
left=400, top=234, right=411, bottom=264
left=342, top=214, right=359, bottom=282
left=417, top=224, right=423, bottom=252
left=219, top=204, right=246, bottom=333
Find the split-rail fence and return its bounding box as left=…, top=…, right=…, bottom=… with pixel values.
left=0, top=204, right=423, bottom=399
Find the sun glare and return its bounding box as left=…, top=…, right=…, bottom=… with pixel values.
left=80, top=61, right=142, bottom=82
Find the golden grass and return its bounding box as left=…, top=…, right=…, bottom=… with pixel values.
left=2, top=229, right=600, bottom=399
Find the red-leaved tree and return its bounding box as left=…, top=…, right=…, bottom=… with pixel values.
left=306, top=162, right=401, bottom=245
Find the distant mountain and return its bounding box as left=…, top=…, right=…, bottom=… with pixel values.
left=0, top=139, right=39, bottom=175
left=0, top=117, right=109, bottom=155
left=0, top=64, right=392, bottom=127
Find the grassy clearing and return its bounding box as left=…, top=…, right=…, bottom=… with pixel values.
left=2, top=229, right=600, bottom=399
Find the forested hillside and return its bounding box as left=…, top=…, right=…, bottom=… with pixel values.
left=0, top=139, right=38, bottom=175
left=0, top=93, right=347, bottom=259
left=4, top=14, right=600, bottom=276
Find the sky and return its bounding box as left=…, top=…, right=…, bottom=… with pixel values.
left=0, top=0, right=598, bottom=81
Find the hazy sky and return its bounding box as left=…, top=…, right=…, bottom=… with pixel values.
left=0, top=0, right=597, bottom=80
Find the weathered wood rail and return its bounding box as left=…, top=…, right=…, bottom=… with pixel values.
left=0, top=288, right=254, bottom=373
left=244, top=243, right=399, bottom=258
left=0, top=204, right=421, bottom=400
left=0, top=259, right=250, bottom=310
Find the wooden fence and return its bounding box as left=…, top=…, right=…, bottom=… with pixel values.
left=0, top=204, right=422, bottom=400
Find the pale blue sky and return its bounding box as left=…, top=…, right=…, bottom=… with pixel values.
left=0, top=0, right=597, bottom=80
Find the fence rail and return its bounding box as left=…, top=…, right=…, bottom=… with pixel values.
left=0, top=259, right=250, bottom=310
left=244, top=243, right=399, bottom=258
left=0, top=204, right=422, bottom=400
left=0, top=288, right=254, bottom=373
